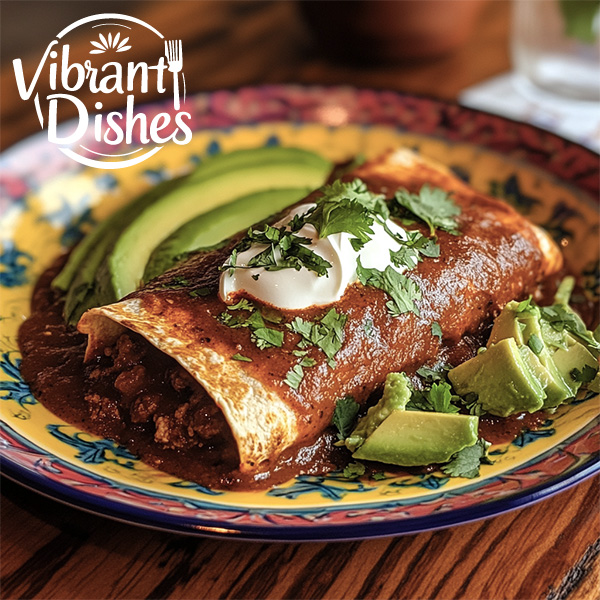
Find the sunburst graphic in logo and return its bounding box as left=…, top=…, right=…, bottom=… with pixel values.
left=89, top=32, right=131, bottom=54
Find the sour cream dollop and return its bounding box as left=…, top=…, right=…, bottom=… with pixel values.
left=219, top=203, right=408, bottom=310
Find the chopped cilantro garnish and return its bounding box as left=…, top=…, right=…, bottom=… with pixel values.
left=189, top=287, right=212, bottom=298
left=318, top=179, right=389, bottom=219
left=305, top=196, right=375, bottom=250
left=428, top=382, right=460, bottom=413
left=299, top=356, right=317, bottom=368
left=371, top=471, right=388, bottom=481
left=332, top=396, right=360, bottom=441
left=231, top=353, right=252, bottom=362
left=223, top=223, right=332, bottom=277
left=219, top=303, right=283, bottom=350
left=441, top=439, right=492, bottom=479
left=252, top=327, right=284, bottom=350
left=284, top=364, right=305, bottom=390
left=527, top=333, right=544, bottom=355
left=416, top=365, right=447, bottom=383
left=363, top=317, right=374, bottom=337
left=431, top=321, right=442, bottom=340
left=394, top=185, right=461, bottom=237
left=389, top=229, right=440, bottom=271
left=343, top=461, right=366, bottom=480
left=284, top=354, right=318, bottom=390
left=571, top=364, right=598, bottom=383
left=406, top=381, right=460, bottom=414
left=461, top=392, right=486, bottom=416
left=228, top=298, right=255, bottom=311
left=161, top=276, right=190, bottom=289
left=287, top=308, right=347, bottom=367
left=516, top=296, right=535, bottom=313
left=539, top=304, right=600, bottom=353
left=356, top=257, right=421, bottom=317
left=261, top=307, right=284, bottom=324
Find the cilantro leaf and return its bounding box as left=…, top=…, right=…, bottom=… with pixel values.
left=284, top=355, right=318, bottom=391
left=228, top=298, right=255, bottom=312
left=303, top=178, right=394, bottom=250
left=231, top=353, right=252, bottom=362
left=189, top=287, right=213, bottom=298
left=343, top=461, right=366, bottom=480
left=406, top=381, right=460, bottom=414
left=287, top=308, right=347, bottom=366
left=363, top=317, right=375, bottom=337
left=390, top=246, right=420, bottom=270
left=431, top=321, right=442, bottom=340
left=356, top=257, right=421, bottom=317
left=224, top=224, right=332, bottom=277
left=332, top=396, right=360, bottom=440
left=161, top=276, right=190, bottom=289
left=416, top=365, right=448, bottom=383
left=516, top=296, right=535, bottom=313
left=394, top=185, right=461, bottom=237
left=219, top=303, right=283, bottom=350
left=441, top=439, right=492, bottom=478
left=306, top=197, right=374, bottom=247
left=299, top=356, right=317, bottom=368
left=461, top=392, right=486, bottom=416
left=251, top=327, right=284, bottom=349
left=389, top=229, right=440, bottom=271
left=571, top=364, right=598, bottom=383
left=284, top=364, right=305, bottom=389
left=539, top=304, right=600, bottom=353
left=428, top=382, right=460, bottom=413
left=319, top=179, right=389, bottom=219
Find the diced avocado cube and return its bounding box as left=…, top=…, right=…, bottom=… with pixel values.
left=552, top=333, right=599, bottom=395
left=487, top=301, right=573, bottom=409
left=517, top=345, right=571, bottom=410
left=352, top=410, right=478, bottom=467
left=540, top=319, right=568, bottom=351
left=344, top=372, right=411, bottom=452
left=448, top=338, right=546, bottom=416
left=487, top=301, right=526, bottom=346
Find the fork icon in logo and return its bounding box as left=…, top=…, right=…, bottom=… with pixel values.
left=165, top=40, right=183, bottom=110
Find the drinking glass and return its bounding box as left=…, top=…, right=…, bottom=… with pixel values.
left=512, top=0, right=600, bottom=102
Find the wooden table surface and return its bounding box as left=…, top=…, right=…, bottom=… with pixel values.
left=1, top=2, right=599, bottom=599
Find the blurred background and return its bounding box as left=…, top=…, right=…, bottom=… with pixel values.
left=1, top=0, right=598, bottom=151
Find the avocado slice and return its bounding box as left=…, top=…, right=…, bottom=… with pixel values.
left=448, top=338, right=546, bottom=416
left=109, top=147, right=331, bottom=299
left=54, top=176, right=188, bottom=324
left=352, top=410, right=479, bottom=466
left=143, top=187, right=314, bottom=283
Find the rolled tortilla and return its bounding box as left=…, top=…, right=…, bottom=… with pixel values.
left=78, top=149, right=562, bottom=473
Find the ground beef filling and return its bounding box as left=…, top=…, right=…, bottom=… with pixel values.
left=84, top=332, right=233, bottom=452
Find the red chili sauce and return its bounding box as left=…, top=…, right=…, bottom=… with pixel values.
left=18, top=252, right=557, bottom=491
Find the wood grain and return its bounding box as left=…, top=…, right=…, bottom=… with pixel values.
left=1, top=475, right=598, bottom=600
left=1, top=2, right=598, bottom=599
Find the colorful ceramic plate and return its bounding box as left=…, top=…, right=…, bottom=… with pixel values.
left=1, top=86, right=598, bottom=541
